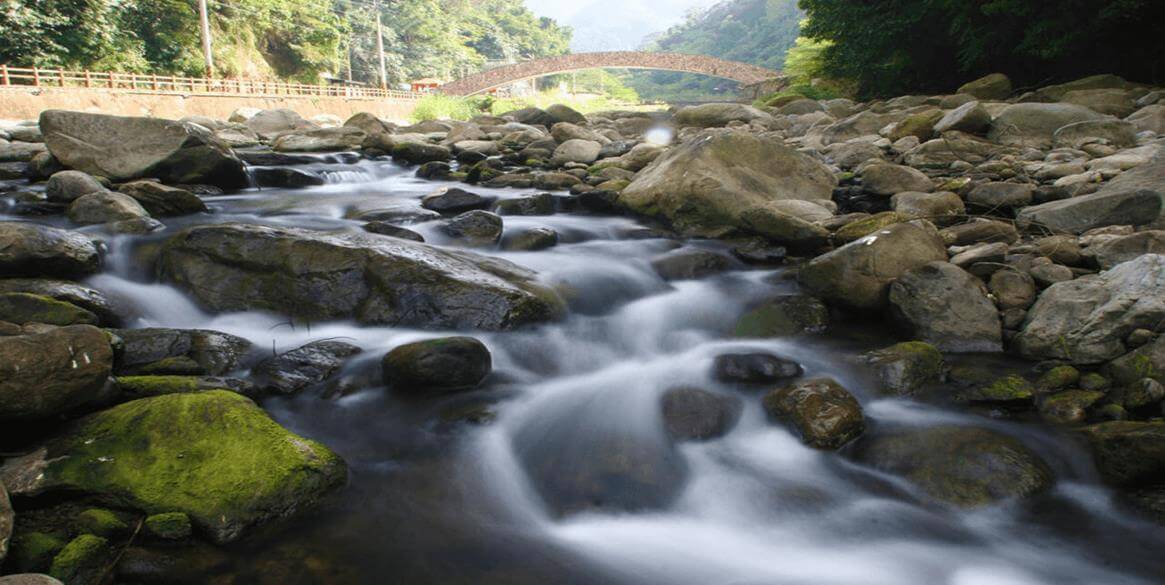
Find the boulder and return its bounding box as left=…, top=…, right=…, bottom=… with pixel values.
left=421, top=187, right=494, bottom=214
left=44, top=171, right=104, bottom=203
left=0, top=391, right=346, bottom=544
left=1015, top=254, right=1165, bottom=364
left=443, top=210, right=503, bottom=246
left=988, top=269, right=1037, bottom=310
left=798, top=221, right=948, bottom=310
left=501, top=226, right=559, bottom=251
left=66, top=191, right=150, bottom=225
left=713, top=352, right=803, bottom=384
left=158, top=224, right=562, bottom=330
left=391, top=142, right=451, bottom=164
left=0, top=223, right=100, bottom=280
left=853, top=425, right=1053, bottom=506
left=659, top=387, right=742, bottom=441
left=738, top=205, right=831, bottom=250
left=862, top=341, right=945, bottom=396
left=343, top=112, right=395, bottom=136
left=1105, top=336, right=1165, bottom=387
left=550, top=122, right=608, bottom=144
left=650, top=249, right=738, bottom=281
left=819, top=111, right=899, bottom=144
left=114, top=328, right=252, bottom=376
left=116, top=180, right=208, bottom=217
left=0, top=325, right=112, bottom=421
left=619, top=132, right=835, bottom=236
left=958, top=73, right=1012, bottom=100
left=1061, top=89, right=1138, bottom=118
left=1052, top=119, right=1138, bottom=150
left=551, top=139, right=602, bottom=165
left=244, top=109, right=315, bottom=141
left=1086, top=231, right=1165, bottom=269
left=0, top=576, right=64, bottom=585
left=39, top=110, right=247, bottom=189
left=1078, top=422, right=1165, bottom=487
left=966, top=181, right=1034, bottom=209
left=1127, top=105, right=1165, bottom=135
left=734, top=295, right=830, bottom=337
left=0, top=279, right=120, bottom=326
left=545, top=104, right=587, bottom=125
left=987, top=103, right=1108, bottom=148
left=933, top=101, right=992, bottom=134
left=762, top=378, right=864, bottom=450
left=674, top=103, right=770, bottom=127
left=273, top=127, right=365, bottom=152
left=253, top=340, right=362, bottom=395
left=861, top=164, right=934, bottom=195
left=382, top=337, right=491, bottom=393
left=0, top=293, right=98, bottom=326
left=904, top=133, right=1003, bottom=168
left=888, top=262, right=1003, bottom=352
left=1017, top=189, right=1162, bottom=234
left=890, top=191, right=965, bottom=224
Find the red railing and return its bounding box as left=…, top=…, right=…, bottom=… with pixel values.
left=0, top=64, right=422, bottom=101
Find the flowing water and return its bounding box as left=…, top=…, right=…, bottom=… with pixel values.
left=4, top=154, right=1165, bottom=584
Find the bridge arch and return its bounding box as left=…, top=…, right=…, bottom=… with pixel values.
left=439, top=52, right=781, bottom=96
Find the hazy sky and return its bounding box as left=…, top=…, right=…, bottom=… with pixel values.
left=524, top=0, right=719, bottom=23
left=524, top=0, right=723, bottom=51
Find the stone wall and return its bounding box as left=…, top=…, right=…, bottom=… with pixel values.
left=441, top=52, right=782, bottom=96
left=0, top=87, right=419, bottom=122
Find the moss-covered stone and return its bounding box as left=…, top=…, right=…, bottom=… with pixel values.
left=8, top=532, right=66, bottom=573
left=132, top=356, right=205, bottom=376
left=1, top=391, right=346, bottom=544
left=74, top=509, right=129, bottom=538
left=115, top=376, right=203, bottom=396
left=734, top=295, right=829, bottom=338
left=1036, top=366, right=1081, bottom=393
left=0, top=293, right=98, bottom=326
left=961, top=374, right=1035, bottom=405
left=144, top=512, right=192, bottom=540
left=49, top=534, right=109, bottom=584
left=1038, top=390, right=1105, bottom=424
left=863, top=342, right=945, bottom=396
left=1080, top=372, right=1112, bottom=392
left=833, top=212, right=912, bottom=244
left=1078, top=421, right=1165, bottom=487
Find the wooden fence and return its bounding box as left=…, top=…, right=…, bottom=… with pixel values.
left=0, top=64, right=423, bottom=101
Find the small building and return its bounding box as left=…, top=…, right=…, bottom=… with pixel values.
left=409, top=78, right=443, bottom=93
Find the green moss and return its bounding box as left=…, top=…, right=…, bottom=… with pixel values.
left=0, top=293, right=99, bottom=326
left=1038, top=390, right=1105, bottom=424
left=1130, top=354, right=1158, bottom=380
left=964, top=374, right=1035, bottom=404
left=833, top=212, right=911, bottom=243
left=133, top=356, right=206, bottom=375
left=1080, top=372, right=1112, bottom=392
left=1036, top=366, right=1080, bottom=392
left=39, top=391, right=347, bottom=544
left=74, top=508, right=130, bottom=538
left=117, top=375, right=205, bottom=396
left=863, top=342, right=945, bottom=397
left=8, top=532, right=66, bottom=572
left=734, top=296, right=830, bottom=338
left=596, top=179, right=630, bottom=192
left=144, top=512, right=193, bottom=540
left=49, top=534, right=109, bottom=583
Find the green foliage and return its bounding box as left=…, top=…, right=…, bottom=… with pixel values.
left=783, top=26, right=830, bottom=84
left=410, top=94, right=489, bottom=122
left=630, top=0, right=803, bottom=102
left=756, top=83, right=839, bottom=107
left=798, top=0, right=1165, bottom=98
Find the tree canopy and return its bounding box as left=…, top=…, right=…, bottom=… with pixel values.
left=799, top=0, right=1165, bottom=98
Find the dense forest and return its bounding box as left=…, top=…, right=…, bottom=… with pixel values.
left=799, top=0, right=1165, bottom=98
left=627, top=0, right=803, bottom=102
left=0, top=0, right=571, bottom=84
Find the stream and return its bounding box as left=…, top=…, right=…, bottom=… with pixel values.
left=4, top=152, right=1165, bottom=585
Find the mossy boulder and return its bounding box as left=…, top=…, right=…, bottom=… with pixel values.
left=1105, top=337, right=1164, bottom=388
left=158, top=224, right=563, bottom=331
left=961, top=374, right=1035, bottom=405
left=1078, top=421, right=1165, bottom=487
left=1038, top=390, right=1105, bottom=424
left=48, top=534, right=109, bottom=584
left=833, top=212, right=912, bottom=244
left=0, top=223, right=101, bottom=279
left=734, top=295, right=829, bottom=337
left=853, top=425, right=1054, bottom=507
left=618, top=131, right=836, bottom=237
left=382, top=337, right=492, bottom=394
left=0, top=293, right=98, bottom=326
left=144, top=512, right=192, bottom=540
left=113, top=328, right=253, bottom=377
left=115, top=375, right=255, bottom=398
left=763, top=378, right=865, bottom=450
left=0, top=391, right=347, bottom=544
left=74, top=509, right=129, bottom=538
left=862, top=342, right=945, bottom=397
left=390, top=141, right=451, bottom=164
left=1036, top=366, right=1081, bottom=393
left=7, top=532, right=65, bottom=573
left=0, top=325, right=113, bottom=421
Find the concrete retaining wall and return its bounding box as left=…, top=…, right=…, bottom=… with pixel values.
left=0, top=87, right=418, bottom=123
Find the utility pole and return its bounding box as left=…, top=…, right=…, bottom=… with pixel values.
left=197, top=0, right=214, bottom=77
left=374, top=0, right=388, bottom=89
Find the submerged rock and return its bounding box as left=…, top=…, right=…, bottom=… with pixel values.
left=713, top=352, right=803, bottom=384
left=763, top=378, right=865, bottom=450
left=734, top=294, right=830, bottom=337
left=0, top=391, right=347, bottom=544
left=157, top=224, right=563, bottom=330
left=863, top=341, right=945, bottom=396
left=660, top=387, right=742, bottom=441
left=253, top=340, right=362, bottom=395
left=1078, top=422, right=1165, bottom=487
left=853, top=425, right=1054, bottom=507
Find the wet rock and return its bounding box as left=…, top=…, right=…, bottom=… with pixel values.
left=45, top=171, right=104, bottom=204
left=421, top=187, right=494, bottom=214
left=1105, top=336, right=1165, bottom=388
left=888, top=262, right=1003, bottom=352
left=0, top=391, right=346, bottom=544
left=1, top=480, right=10, bottom=564
left=619, top=131, right=835, bottom=236
left=40, top=110, right=248, bottom=189
left=443, top=210, right=503, bottom=246
left=860, top=164, right=934, bottom=195
left=1110, top=378, right=1165, bottom=411
left=959, top=73, right=1012, bottom=100
left=734, top=295, right=830, bottom=337
left=960, top=374, right=1035, bottom=405
left=350, top=204, right=441, bottom=225
left=501, top=226, right=559, bottom=251
left=114, top=328, right=252, bottom=376
left=738, top=205, right=831, bottom=251
left=144, top=512, right=193, bottom=540
left=117, top=180, right=208, bottom=216
left=863, top=341, right=945, bottom=396
left=713, top=352, right=803, bottom=384
left=660, top=387, right=742, bottom=441
left=495, top=193, right=555, bottom=216
left=115, top=376, right=257, bottom=398
left=49, top=534, right=109, bottom=584
left=1078, top=421, right=1165, bottom=486
left=391, top=141, right=451, bottom=164
left=0, top=293, right=98, bottom=326
left=363, top=222, right=424, bottom=242
left=731, top=239, right=787, bottom=264
left=1038, top=390, right=1105, bottom=424
left=272, top=127, right=365, bottom=152
left=382, top=337, right=491, bottom=394
left=158, top=224, right=562, bottom=330
left=0, top=575, right=63, bottom=585
left=0, top=280, right=117, bottom=324
left=853, top=425, right=1054, bottom=506
left=799, top=221, right=948, bottom=311
left=253, top=340, right=362, bottom=395
left=250, top=167, right=326, bottom=188
left=0, top=223, right=101, bottom=279
left=650, top=249, right=738, bottom=281
left=675, top=103, right=770, bottom=127
left=1015, top=254, right=1165, bottom=364
left=0, top=325, right=112, bottom=421
left=763, top=378, right=865, bottom=450
left=987, top=103, right=1108, bottom=148
left=67, top=191, right=150, bottom=225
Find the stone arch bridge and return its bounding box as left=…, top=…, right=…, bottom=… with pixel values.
left=439, top=52, right=782, bottom=96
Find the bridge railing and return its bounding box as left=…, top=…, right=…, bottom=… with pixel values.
left=0, top=64, right=423, bottom=101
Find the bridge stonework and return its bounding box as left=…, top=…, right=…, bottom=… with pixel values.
left=439, top=52, right=782, bottom=96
